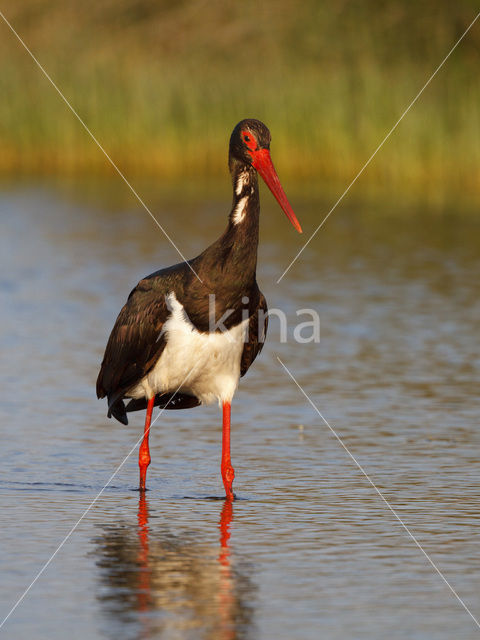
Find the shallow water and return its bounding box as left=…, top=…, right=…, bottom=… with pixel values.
left=1, top=180, right=480, bottom=639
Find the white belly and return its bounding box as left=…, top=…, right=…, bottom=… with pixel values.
left=128, top=292, right=249, bottom=406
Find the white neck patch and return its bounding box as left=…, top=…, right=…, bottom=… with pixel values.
left=232, top=196, right=248, bottom=225
left=235, top=171, right=250, bottom=196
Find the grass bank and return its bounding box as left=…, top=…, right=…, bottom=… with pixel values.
left=0, top=0, right=479, bottom=198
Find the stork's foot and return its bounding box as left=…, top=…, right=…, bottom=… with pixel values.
left=138, top=396, right=154, bottom=492
left=139, top=442, right=151, bottom=492
left=221, top=463, right=235, bottom=501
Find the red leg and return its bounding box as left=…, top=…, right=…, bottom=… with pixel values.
left=221, top=401, right=235, bottom=501
left=139, top=397, right=155, bottom=491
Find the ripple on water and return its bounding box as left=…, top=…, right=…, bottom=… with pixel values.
left=1, top=186, right=480, bottom=639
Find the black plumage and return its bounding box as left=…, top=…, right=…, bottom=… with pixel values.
left=96, top=119, right=301, bottom=497
left=97, top=120, right=275, bottom=424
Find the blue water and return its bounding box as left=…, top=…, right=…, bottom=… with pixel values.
left=1, top=181, right=480, bottom=639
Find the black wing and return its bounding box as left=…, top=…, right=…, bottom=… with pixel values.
left=240, top=291, right=268, bottom=377
left=125, top=392, right=200, bottom=414
left=96, top=276, right=170, bottom=424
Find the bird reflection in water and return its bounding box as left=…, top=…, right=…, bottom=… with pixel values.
left=95, top=496, right=255, bottom=639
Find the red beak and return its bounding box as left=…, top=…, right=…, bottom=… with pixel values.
left=250, top=148, right=302, bottom=233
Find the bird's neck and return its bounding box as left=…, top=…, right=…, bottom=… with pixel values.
left=221, top=163, right=260, bottom=274
left=190, top=163, right=260, bottom=300
left=228, top=164, right=259, bottom=230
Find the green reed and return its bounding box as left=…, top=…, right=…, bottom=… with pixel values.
left=0, top=0, right=479, bottom=199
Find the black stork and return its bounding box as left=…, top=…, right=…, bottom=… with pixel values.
left=96, top=119, right=302, bottom=499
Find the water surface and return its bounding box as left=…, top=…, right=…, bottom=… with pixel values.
left=1, top=180, right=479, bottom=639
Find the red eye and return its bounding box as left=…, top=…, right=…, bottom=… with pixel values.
left=242, top=131, right=256, bottom=151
